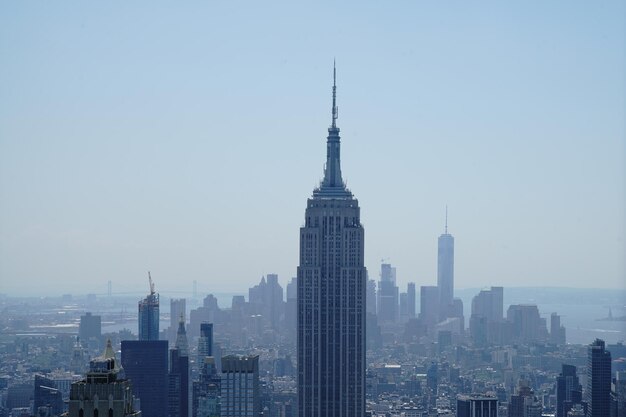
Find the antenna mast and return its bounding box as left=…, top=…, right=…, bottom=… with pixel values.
left=332, top=59, right=338, bottom=128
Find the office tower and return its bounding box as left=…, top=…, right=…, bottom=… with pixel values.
left=34, top=374, right=63, bottom=417
left=506, top=304, right=547, bottom=344
left=285, top=277, right=298, bottom=343
left=169, top=318, right=190, bottom=417
left=377, top=263, right=399, bottom=322
left=121, top=340, right=168, bottom=417
left=399, top=292, right=408, bottom=319
left=470, top=287, right=504, bottom=346
left=249, top=274, right=284, bottom=331
left=508, top=383, right=534, bottom=417
left=138, top=273, right=160, bottom=341
left=437, top=209, right=454, bottom=320
left=407, top=282, right=416, bottom=318
left=198, top=323, right=213, bottom=363
left=69, top=342, right=141, bottom=417
left=366, top=278, right=377, bottom=315
left=556, top=364, right=584, bottom=417
left=427, top=362, right=438, bottom=395
left=193, top=357, right=220, bottom=417
left=420, top=285, right=439, bottom=327
left=297, top=65, right=366, bottom=417
left=456, top=394, right=498, bottom=417
left=220, top=355, right=260, bottom=417
left=169, top=299, right=186, bottom=343
left=586, top=339, right=612, bottom=417
left=550, top=312, right=566, bottom=345
left=79, top=312, right=102, bottom=348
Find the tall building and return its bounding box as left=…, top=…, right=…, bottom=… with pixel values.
left=377, top=263, right=399, bottom=322
left=556, top=364, right=584, bottom=417
left=586, top=339, right=612, bottom=417
left=193, top=357, right=220, bottom=417
left=407, top=282, right=416, bottom=318
left=297, top=65, right=366, bottom=417
left=550, top=312, right=566, bottom=345
left=79, top=312, right=102, bottom=348
left=420, top=285, right=439, bottom=327
left=456, top=394, right=498, bottom=417
left=366, top=278, right=377, bottom=315
left=169, top=318, right=190, bottom=417
left=285, top=277, right=298, bottom=343
left=506, top=304, right=547, bottom=344
left=69, top=341, right=141, bottom=417
left=198, top=323, right=213, bottom=363
left=220, top=355, right=260, bottom=417
left=169, top=299, right=186, bottom=343
left=249, top=274, right=284, bottom=331
left=437, top=209, right=454, bottom=320
left=121, top=340, right=168, bottom=417
left=470, top=287, right=504, bottom=346
left=138, top=273, right=160, bottom=341
left=34, top=374, right=63, bottom=417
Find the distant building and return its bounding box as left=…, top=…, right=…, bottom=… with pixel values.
left=138, top=274, right=159, bottom=341
left=550, top=312, right=566, bottom=345
left=220, top=355, right=260, bottom=417
left=193, top=357, right=220, bottom=417
left=377, top=263, right=399, bottom=322
left=456, top=394, right=498, bottom=417
left=121, top=340, right=168, bottom=417
left=586, top=339, right=611, bottom=417
left=68, top=341, right=141, bottom=417
left=169, top=318, right=190, bottom=417
left=437, top=214, right=454, bottom=321
left=470, top=287, right=504, bottom=346
left=366, top=278, right=377, bottom=315
left=506, top=304, right=547, bottom=344
left=407, top=282, right=416, bottom=319
left=198, top=322, right=213, bottom=362
left=79, top=312, right=102, bottom=348
left=169, top=299, right=186, bottom=343
left=420, top=285, right=439, bottom=328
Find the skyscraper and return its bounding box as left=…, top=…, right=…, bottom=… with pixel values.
left=138, top=273, right=159, bottom=341
left=198, top=322, right=213, bottom=363
left=79, top=312, right=102, bottom=348
left=377, top=263, right=399, bottom=322
left=437, top=209, right=454, bottom=320
left=556, top=364, right=584, bottom=417
left=407, top=282, right=416, bottom=319
left=297, top=64, right=366, bottom=417
left=220, top=355, right=260, bottom=417
left=121, top=340, right=168, bottom=417
left=456, top=394, right=498, bottom=417
left=586, top=339, right=612, bottom=417
left=69, top=342, right=141, bottom=417
left=169, top=317, right=190, bottom=417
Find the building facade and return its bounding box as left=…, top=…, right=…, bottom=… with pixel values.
left=297, top=66, right=366, bottom=417
left=586, top=339, right=611, bottom=417
left=220, top=355, right=260, bottom=417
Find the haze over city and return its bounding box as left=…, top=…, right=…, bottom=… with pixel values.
left=1, top=1, right=624, bottom=296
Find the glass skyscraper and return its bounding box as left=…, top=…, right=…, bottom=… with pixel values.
left=138, top=274, right=159, bottom=341
left=586, top=338, right=611, bottom=417
left=297, top=65, right=366, bottom=417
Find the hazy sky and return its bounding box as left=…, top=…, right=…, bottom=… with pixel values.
left=1, top=1, right=624, bottom=297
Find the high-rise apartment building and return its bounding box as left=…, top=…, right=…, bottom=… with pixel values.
left=138, top=274, right=159, bottom=341
left=121, top=340, right=168, bottom=417
left=297, top=65, right=366, bottom=417
left=586, top=339, right=612, bottom=417
left=220, top=355, right=260, bottom=417
left=437, top=212, right=454, bottom=320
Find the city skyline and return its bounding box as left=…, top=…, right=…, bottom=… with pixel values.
left=1, top=2, right=624, bottom=296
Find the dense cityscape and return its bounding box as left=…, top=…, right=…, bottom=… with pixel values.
left=0, top=69, right=625, bottom=417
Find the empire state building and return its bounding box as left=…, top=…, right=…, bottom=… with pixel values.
left=297, top=65, right=366, bottom=417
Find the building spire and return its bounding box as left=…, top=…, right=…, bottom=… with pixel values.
left=332, top=59, right=338, bottom=128
left=445, top=205, right=448, bottom=234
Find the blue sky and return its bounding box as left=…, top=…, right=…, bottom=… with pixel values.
left=0, top=1, right=624, bottom=296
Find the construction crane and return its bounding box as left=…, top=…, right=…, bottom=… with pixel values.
left=148, top=271, right=155, bottom=296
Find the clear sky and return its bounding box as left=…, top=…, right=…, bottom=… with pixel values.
left=0, top=1, right=624, bottom=296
